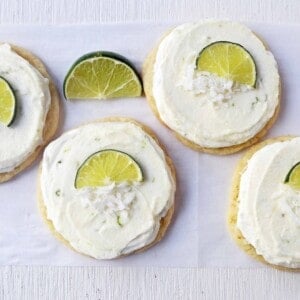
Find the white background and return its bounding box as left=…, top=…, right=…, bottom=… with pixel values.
left=1, top=0, right=300, bottom=299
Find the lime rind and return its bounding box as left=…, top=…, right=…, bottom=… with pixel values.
left=284, top=162, right=300, bottom=190
left=196, top=41, right=257, bottom=87
left=74, top=149, right=143, bottom=189
left=0, top=76, right=16, bottom=127
left=63, top=51, right=142, bottom=100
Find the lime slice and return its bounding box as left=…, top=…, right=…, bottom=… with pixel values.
left=196, top=41, right=257, bottom=87
left=284, top=162, right=300, bottom=190
left=75, top=149, right=143, bottom=189
left=0, top=76, right=16, bottom=127
left=63, top=51, right=142, bottom=100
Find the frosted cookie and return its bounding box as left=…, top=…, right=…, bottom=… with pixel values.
left=38, top=118, right=176, bottom=259
left=229, top=136, right=300, bottom=270
left=143, top=21, right=280, bottom=154
left=0, top=43, right=60, bottom=182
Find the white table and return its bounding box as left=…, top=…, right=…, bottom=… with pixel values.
left=1, top=1, right=300, bottom=299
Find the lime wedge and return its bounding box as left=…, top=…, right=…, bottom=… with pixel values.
left=75, top=149, right=143, bottom=189
left=284, top=162, right=300, bottom=190
left=63, top=51, right=142, bottom=100
left=0, top=76, right=16, bottom=127
left=196, top=41, right=257, bottom=87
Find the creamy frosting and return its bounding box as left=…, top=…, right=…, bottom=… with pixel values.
left=0, top=44, right=51, bottom=172
left=40, top=121, right=175, bottom=259
left=237, top=138, right=300, bottom=268
left=152, top=21, right=280, bottom=147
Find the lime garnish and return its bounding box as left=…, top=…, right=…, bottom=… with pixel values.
left=196, top=41, right=257, bottom=87
left=0, top=76, right=16, bottom=126
left=63, top=51, right=142, bottom=100
left=75, top=149, right=143, bottom=189
left=284, top=162, right=300, bottom=190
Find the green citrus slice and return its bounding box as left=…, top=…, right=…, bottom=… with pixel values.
left=0, top=76, right=16, bottom=126
left=284, top=162, right=300, bottom=190
left=63, top=51, right=142, bottom=100
left=196, top=41, right=257, bottom=87
left=75, top=149, right=143, bottom=189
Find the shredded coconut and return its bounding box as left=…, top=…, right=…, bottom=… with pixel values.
left=76, top=182, right=138, bottom=224
left=178, top=63, right=252, bottom=105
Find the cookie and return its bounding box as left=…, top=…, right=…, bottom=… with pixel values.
left=228, top=136, right=300, bottom=270
left=0, top=44, right=60, bottom=182
left=38, top=117, right=176, bottom=259
left=143, top=21, right=280, bottom=154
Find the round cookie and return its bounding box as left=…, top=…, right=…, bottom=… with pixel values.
left=0, top=44, right=60, bottom=182
left=38, top=117, right=176, bottom=259
left=143, top=21, right=281, bottom=154
left=228, top=136, right=300, bottom=271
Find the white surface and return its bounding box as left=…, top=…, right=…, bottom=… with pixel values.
left=0, top=0, right=299, bottom=25
left=0, top=1, right=300, bottom=299
left=1, top=266, right=300, bottom=299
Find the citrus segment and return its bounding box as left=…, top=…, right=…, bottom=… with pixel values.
left=0, top=77, right=16, bottom=127
left=75, top=149, right=143, bottom=188
left=196, top=41, right=256, bottom=87
left=285, top=162, right=300, bottom=190
left=64, top=52, right=142, bottom=100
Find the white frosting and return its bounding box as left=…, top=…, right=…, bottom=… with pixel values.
left=152, top=21, right=280, bottom=148
left=237, top=138, right=300, bottom=268
left=40, top=121, right=175, bottom=259
left=0, top=44, right=51, bottom=172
